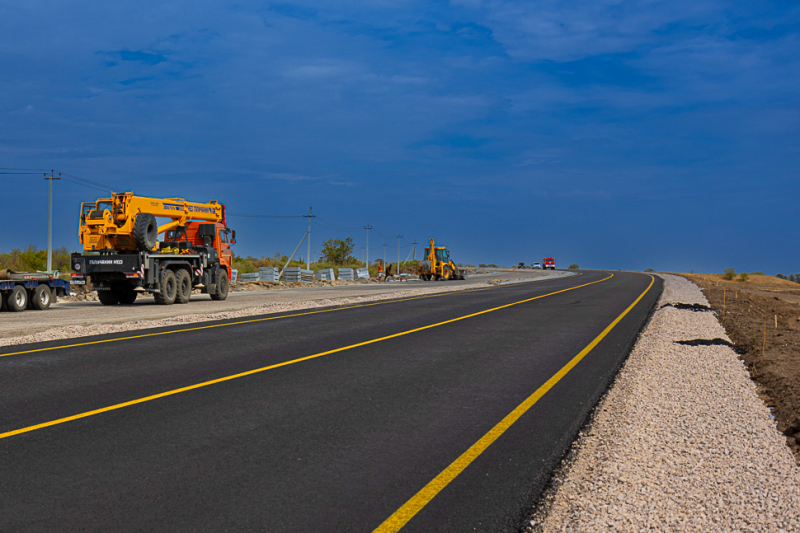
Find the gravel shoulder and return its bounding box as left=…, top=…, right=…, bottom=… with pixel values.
left=0, top=270, right=572, bottom=348
left=531, top=274, right=800, bottom=532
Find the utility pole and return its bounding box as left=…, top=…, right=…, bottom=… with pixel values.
left=364, top=225, right=372, bottom=268
left=303, top=207, right=314, bottom=270
left=396, top=235, right=402, bottom=276
left=44, top=170, right=61, bottom=271
left=383, top=243, right=387, bottom=271
left=361, top=246, right=365, bottom=265
left=412, top=240, right=417, bottom=261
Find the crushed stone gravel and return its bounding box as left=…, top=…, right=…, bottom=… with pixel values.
left=531, top=273, right=800, bottom=532
left=0, top=282, right=493, bottom=349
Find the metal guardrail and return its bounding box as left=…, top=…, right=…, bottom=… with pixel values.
left=338, top=268, right=354, bottom=281
left=315, top=268, right=335, bottom=281
left=258, top=267, right=279, bottom=282
left=284, top=267, right=314, bottom=283
left=356, top=268, right=369, bottom=280
left=231, top=269, right=238, bottom=284
left=238, top=272, right=260, bottom=282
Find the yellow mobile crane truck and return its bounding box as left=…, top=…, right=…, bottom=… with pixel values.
left=71, top=192, right=235, bottom=305
left=418, top=238, right=466, bottom=281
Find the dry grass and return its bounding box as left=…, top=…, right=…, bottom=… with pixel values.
left=674, top=273, right=800, bottom=290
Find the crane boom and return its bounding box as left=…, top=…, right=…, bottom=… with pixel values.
left=79, top=192, right=225, bottom=252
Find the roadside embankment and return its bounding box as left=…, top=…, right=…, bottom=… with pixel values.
left=531, top=274, right=800, bottom=532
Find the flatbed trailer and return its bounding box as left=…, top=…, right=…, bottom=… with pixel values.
left=0, top=272, right=70, bottom=312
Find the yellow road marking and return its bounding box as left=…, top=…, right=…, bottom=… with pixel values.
left=0, top=274, right=574, bottom=359
left=372, top=275, right=655, bottom=533
left=0, top=274, right=610, bottom=441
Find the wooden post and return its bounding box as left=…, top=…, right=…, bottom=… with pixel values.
left=762, top=319, right=766, bottom=363
left=775, top=314, right=778, bottom=329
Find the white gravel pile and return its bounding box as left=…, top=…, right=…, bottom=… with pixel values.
left=0, top=282, right=490, bottom=349
left=533, top=274, right=800, bottom=532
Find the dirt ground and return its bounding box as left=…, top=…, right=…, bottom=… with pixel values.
left=681, top=273, right=800, bottom=463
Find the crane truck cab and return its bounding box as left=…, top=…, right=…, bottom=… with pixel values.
left=71, top=193, right=236, bottom=306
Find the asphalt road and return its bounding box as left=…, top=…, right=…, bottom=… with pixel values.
left=1, top=270, right=661, bottom=532
left=0, top=270, right=565, bottom=339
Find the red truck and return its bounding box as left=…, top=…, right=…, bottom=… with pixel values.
left=543, top=257, right=556, bottom=270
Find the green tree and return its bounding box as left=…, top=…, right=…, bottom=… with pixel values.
left=723, top=267, right=736, bottom=280
left=320, top=237, right=356, bottom=264
left=739, top=272, right=749, bottom=282
left=568, top=263, right=579, bottom=269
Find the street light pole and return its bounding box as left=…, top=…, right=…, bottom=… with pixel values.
left=303, top=207, right=314, bottom=270
left=396, top=235, right=402, bottom=276
left=364, top=225, right=372, bottom=268
left=412, top=240, right=417, bottom=261
left=44, top=170, right=61, bottom=271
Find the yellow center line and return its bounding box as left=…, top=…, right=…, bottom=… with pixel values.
left=0, top=273, right=575, bottom=359
left=0, top=274, right=609, bottom=441
left=372, top=274, right=655, bottom=533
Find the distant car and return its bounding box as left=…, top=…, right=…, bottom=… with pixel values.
left=518, top=262, right=526, bottom=269
left=532, top=262, right=542, bottom=269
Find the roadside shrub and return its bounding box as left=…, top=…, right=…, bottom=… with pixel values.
left=723, top=267, right=736, bottom=280
left=790, top=274, right=797, bottom=283
left=777, top=273, right=787, bottom=280
left=738, top=272, right=749, bottom=282
left=749, top=271, right=765, bottom=275
left=568, top=263, right=579, bottom=269
left=644, top=268, right=654, bottom=273
left=0, top=244, right=72, bottom=273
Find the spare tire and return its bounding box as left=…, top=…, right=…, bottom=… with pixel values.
left=133, top=212, right=158, bottom=251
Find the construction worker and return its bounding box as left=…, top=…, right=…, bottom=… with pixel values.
left=377, top=261, right=383, bottom=282
left=385, top=262, right=393, bottom=281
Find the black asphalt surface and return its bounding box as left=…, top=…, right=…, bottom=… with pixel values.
left=1, top=271, right=661, bottom=532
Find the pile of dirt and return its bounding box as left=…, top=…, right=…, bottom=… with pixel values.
left=682, top=273, right=800, bottom=463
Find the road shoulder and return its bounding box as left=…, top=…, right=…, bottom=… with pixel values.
left=530, top=273, right=800, bottom=531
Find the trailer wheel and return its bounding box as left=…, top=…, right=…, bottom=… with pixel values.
left=117, top=286, right=137, bottom=305
left=50, top=287, right=58, bottom=304
left=154, top=269, right=177, bottom=305
left=7, top=286, right=27, bottom=312
left=133, top=212, right=158, bottom=251
left=98, top=290, right=120, bottom=305
left=0, top=291, right=7, bottom=311
left=175, top=270, right=192, bottom=304
left=210, top=270, right=229, bottom=301
left=31, top=285, right=51, bottom=310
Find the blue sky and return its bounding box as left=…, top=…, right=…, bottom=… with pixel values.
left=1, top=1, right=798, bottom=272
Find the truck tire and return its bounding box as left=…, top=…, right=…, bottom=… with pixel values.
left=154, top=269, right=177, bottom=305
left=117, top=286, right=137, bottom=305
left=0, top=291, right=7, bottom=311
left=7, top=286, right=27, bottom=312
left=210, top=270, right=228, bottom=301
left=50, top=287, right=58, bottom=304
left=175, top=269, right=192, bottom=304
left=133, top=212, right=158, bottom=251
left=443, top=266, right=452, bottom=280
left=31, top=284, right=52, bottom=310
left=98, top=289, right=120, bottom=305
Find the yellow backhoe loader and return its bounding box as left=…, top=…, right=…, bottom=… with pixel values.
left=418, top=238, right=465, bottom=281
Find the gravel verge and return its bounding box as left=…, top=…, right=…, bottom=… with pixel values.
left=531, top=274, right=800, bottom=532
left=0, top=282, right=495, bottom=349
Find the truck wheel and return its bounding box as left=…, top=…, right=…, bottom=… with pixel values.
left=7, top=286, right=27, bottom=312
left=98, top=290, right=120, bottom=305
left=0, top=291, right=7, bottom=311
left=443, top=267, right=452, bottom=280
left=133, top=212, right=158, bottom=251
left=210, top=270, right=229, bottom=301
left=50, top=287, right=58, bottom=304
left=117, top=287, right=137, bottom=305
left=154, top=270, right=177, bottom=305
left=31, top=285, right=51, bottom=310
left=175, top=270, right=192, bottom=304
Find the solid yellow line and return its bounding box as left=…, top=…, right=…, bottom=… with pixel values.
left=372, top=275, right=655, bottom=533
left=0, top=275, right=565, bottom=359
left=0, top=274, right=610, bottom=441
